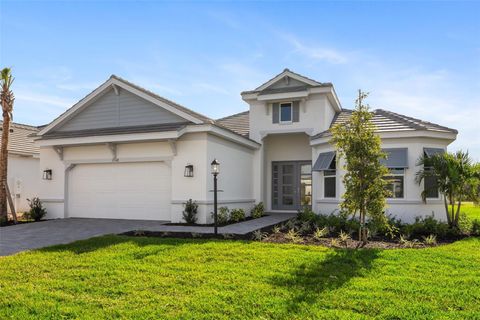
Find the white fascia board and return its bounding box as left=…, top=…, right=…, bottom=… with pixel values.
left=310, top=130, right=457, bottom=146
left=260, top=128, right=314, bottom=139
left=36, top=124, right=260, bottom=150
left=111, top=79, right=204, bottom=124
left=36, top=131, right=181, bottom=147
left=257, top=91, right=309, bottom=101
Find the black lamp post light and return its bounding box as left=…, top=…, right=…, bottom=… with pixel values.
left=211, top=158, right=220, bottom=235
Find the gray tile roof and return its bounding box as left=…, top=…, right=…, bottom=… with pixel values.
left=216, top=111, right=249, bottom=137
left=311, top=108, right=458, bottom=139
left=0, top=122, right=39, bottom=156
left=217, top=108, right=457, bottom=140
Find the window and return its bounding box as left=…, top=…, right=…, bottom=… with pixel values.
left=323, top=156, right=336, bottom=198
left=279, top=102, right=292, bottom=123
left=384, top=168, right=405, bottom=198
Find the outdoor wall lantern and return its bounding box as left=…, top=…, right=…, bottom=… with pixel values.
left=43, top=169, right=53, bottom=180
left=184, top=164, right=194, bottom=177
left=211, top=159, right=220, bottom=235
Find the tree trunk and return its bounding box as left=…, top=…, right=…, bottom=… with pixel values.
left=443, top=195, right=451, bottom=226
left=0, top=111, right=10, bottom=221
left=455, top=199, right=462, bottom=225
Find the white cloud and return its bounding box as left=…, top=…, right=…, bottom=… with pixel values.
left=281, top=33, right=349, bottom=64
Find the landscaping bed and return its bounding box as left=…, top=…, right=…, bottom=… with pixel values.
left=164, top=214, right=268, bottom=227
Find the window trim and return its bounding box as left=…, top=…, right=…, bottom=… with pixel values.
left=279, top=102, right=293, bottom=124
left=384, top=168, right=405, bottom=199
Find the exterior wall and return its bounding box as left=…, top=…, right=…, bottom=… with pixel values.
left=7, top=154, right=40, bottom=213
left=38, top=131, right=255, bottom=224
left=248, top=93, right=336, bottom=142
left=56, top=88, right=186, bottom=132
left=312, top=137, right=451, bottom=223
left=263, top=133, right=312, bottom=211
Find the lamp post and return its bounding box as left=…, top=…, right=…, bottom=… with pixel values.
left=211, top=159, right=220, bottom=235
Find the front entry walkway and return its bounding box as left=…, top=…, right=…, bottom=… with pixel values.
left=0, top=213, right=296, bottom=256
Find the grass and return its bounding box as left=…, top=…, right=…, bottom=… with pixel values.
left=463, top=202, right=480, bottom=220
left=0, top=236, right=479, bottom=319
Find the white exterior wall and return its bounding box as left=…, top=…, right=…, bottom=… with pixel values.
left=7, top=155, right=40, bottom=213
left=312, top=137, right=450, bottom=223
left=248, top=93, right=335, bottom=142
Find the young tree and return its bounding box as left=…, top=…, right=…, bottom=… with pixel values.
left=0, top=68, right=14, bottom=223
left=416, top=150, right=478, bottom=227
left=331, top=90, right=390, bottom=244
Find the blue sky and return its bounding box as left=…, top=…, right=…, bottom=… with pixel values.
left=1, top=1, right=479, bottom=160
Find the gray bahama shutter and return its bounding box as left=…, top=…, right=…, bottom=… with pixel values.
left=380, top=148, right=409, bottom=168
left=313, top=151, right=336, bottom=171
left=293, top=101, right=300, bottom=122
left=272, top=103, right=279, bottom=123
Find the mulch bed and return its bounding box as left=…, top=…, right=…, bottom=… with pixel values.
left=0, top=219, right=41, bottom=227
left=122, top=229, right=461, bottom=249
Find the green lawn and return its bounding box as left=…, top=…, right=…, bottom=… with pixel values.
left=1, top=236, right=479, bottom=319
left=463, top=202, right=480, bottom=220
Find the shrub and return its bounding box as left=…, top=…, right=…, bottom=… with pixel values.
left=400, top=215, right=452, bottom=239
left=297, top=206, right=316, bottom=223
left=25, top=197, right=47, bottom=222
left=252, top=230, right=267, bottom=241
left=251, top=202, right=265, bottom=219
left=313, top=227, right=329, bottom=240
left=182, top=199, right=198, bottom=224
left=423, top=234, right=437, bottom=246
left=230, top=208, right=246, bottom=222
left=286, top=229, right=302, bottom=243
left=338, top=231, right=351, bottom=248
left=471, top=219, right=480, bottom=236
left=212, top=207, right=229, bottom=225
left=313, top=213, right=361, bottom=237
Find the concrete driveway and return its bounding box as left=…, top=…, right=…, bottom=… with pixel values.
left=0, top=218, right=168, bottom=256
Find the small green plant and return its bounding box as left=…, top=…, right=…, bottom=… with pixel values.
left=252, top=230, right=267, bottom=241
left=251, top=202, right=265, bottom=219
left=423, top=234, right=437, bottom=246
left=313, top=227, right=329, bottom=240
left=230, top=208, right=246, bottom=222
left=191, top=232, right=202, bottom=238
left=182, top=199, right=198, bottom=224
left=272, top=225, right=281, bottom=234
left=399, top=234, right=410, bottom=245
left=25, top=197, right=47, bottom=222
left=222, top=233, right=234, bottom=239
left=284, top=219, right=297, bottom=230
left=133, top=230, right=146, bottom=236
left=338, top=230, right=351, bottom=248
left=299, top=221, right=312, bottom=234
left=213, top=206, right=229, bottom=225
left=330, top=238, right=340, bottom=247
left=297, top=206, right=316, bottom=223
left=285, top=229, right=302, bottom=243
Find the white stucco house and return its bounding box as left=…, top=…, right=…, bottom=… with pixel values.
left=34, top=69, right=457, bottom=223
left=1, top=122, right=40, bottom=214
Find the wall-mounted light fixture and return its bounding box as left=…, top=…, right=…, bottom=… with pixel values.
left=42, top=169, right=53, bottom=180
left=184, top=164, right=194, bottom=177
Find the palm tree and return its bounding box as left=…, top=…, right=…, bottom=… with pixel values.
left=0, top=68, right=14, bottom=223
left=416, top=150, right=477, bottom=227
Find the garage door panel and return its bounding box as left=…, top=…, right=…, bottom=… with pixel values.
left=69, top=162, right=171, bottom=220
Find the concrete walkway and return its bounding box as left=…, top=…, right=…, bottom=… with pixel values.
left=0, top=218, right=169, bottom=256
left=0, top=213, right=295, bottom=256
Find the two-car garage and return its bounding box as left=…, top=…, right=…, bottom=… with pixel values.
left=68, top=162, right=171, bottom=221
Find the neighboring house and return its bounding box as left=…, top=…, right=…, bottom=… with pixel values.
left=0, top=122, right=40, bottom=213
left=34, top=69, right=457, bottom=223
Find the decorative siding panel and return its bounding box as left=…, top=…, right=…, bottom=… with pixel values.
left=272, top=103, right=279, bottom=123
left=293, top=101, right=300, bottom=122
left=56, top=88, right=187, bottom=132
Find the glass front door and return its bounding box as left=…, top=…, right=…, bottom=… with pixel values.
left=272, top=161, right=312, bottom=210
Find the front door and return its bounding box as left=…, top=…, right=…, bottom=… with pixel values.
left=272, top=161, right=312, bottom=210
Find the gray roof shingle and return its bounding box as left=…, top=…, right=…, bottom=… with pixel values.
left=0, top=122, right=39, bottom=156
left=216, top=111, right=249, bottom=137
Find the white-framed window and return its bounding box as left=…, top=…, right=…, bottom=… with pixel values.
left=279, top=102, right=292, bottom=123
left=323, top=156, right=336, bottom=198
left=384, top=168, right=405, bottom=199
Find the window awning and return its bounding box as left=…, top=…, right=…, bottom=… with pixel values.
left=313, top=151, right=335, bottom=171
left=380, top=148, right=408, bottom=168
left=424, top=147, right=444, bottom=158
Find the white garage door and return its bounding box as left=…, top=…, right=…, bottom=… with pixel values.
left=68, top=162, right=171, bottom=220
